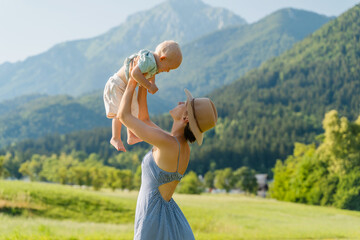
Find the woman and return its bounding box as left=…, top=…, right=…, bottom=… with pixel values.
left=118, top=76, right=217, bottom=240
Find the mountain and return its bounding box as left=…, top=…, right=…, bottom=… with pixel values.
left=0, top=94, right=46, bottom=116
left=0, top=89, right=173, bottom=148
left=0, top=94, right=109, bottom=148
left=156, top=8, right=333, bottom=102
left=200, top=4, right=360, bottom=174
left=2, top=3, right=359, bottom=176
left=3, top=3, right=359, bottom=176
left=0, top=7, right=332, bottom=149
left=0, top=0, right=245, bottom=103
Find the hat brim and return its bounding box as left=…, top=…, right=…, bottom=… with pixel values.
left=184, top=89, right=203, bottom=145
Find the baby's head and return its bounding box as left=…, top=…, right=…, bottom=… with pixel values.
left=155, top=40, right=182, bottom=73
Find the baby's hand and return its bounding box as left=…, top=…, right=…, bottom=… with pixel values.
left=148, top=83, right=158, bottom=94
left=148, top=76, right=155, bottom=84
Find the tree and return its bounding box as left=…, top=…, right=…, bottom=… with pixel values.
left=233, top=167, right=257, bottom=194
left=38, top=154, right=60, bottom=183
left=90, top=167, right=104, bottom=190
left=2, top=152, right=22, bottom=179
left=70, top=166, right=88, bottom=186
left=214, top=168, right=234, bottom=192
left=177, top=171, right=203, bottom=194
left=270, top=143, right=319, bottom=202
left=334, top=167, right=360, bottom=211
left=270, top=110, right=360, bottom=211
left=18, top=155, right=44, bottom=181
left=106, top=168, right=122, bottom=191
left=58, top=167, right=69, bottom=185
left=0, top=155, right=6, bottom=178
left=117, top=169, right=133, bottom=190
left=317, top=110, right=360, bottom=175
left=108, top=152, right=141, bottom=172
left=203, top=171, right=215, bottom=191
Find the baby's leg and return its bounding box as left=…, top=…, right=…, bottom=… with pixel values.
left=127, top=128, right=142, bottom=145
left=127, top=89, right=143, bottom=145
left=111, top=118, right=126, bottom=152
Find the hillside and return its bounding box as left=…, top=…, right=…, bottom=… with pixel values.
left=156, top=8, right=332, bottom=102
left=0, top=90, right=173, bottom=148
left=0, top=94, right=108, bottom=148
left=0, top=0, right=245, bottom=102
left=203, top=4, right=360, bottom=173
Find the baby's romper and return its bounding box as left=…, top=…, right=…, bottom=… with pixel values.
left=134, top=137, right=195, bottom=240
left=103, top=49, right=157, bottom=118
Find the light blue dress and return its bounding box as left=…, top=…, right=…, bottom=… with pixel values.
left=134, top=137, right=195, bottom=240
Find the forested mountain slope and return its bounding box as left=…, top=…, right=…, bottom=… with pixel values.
left=203, top=4, right=360, bottom=173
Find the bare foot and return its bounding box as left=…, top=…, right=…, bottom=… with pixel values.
left=127, top=131, right=143, bottom=145
left=110, top=138, right=126, bottom=152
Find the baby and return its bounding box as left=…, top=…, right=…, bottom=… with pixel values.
left=103, top=40, right=182, bottom=151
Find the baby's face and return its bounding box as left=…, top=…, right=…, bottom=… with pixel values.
left=159, top=50, right=182, bottom=73
left=155, top=42, right=182, bottom=73
left=158, top=58, right=180, bottom=73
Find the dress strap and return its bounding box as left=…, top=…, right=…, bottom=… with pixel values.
left=174, top=137, right=181, bottom=172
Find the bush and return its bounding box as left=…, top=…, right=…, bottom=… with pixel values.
left=334, top=168, right=360, bottom=211
left=233, top=167, right=257, bottom=194
left=177, top=171, right=203, bottom=194
left=214, top=168, right=234, bottom=192
left=335, top=188, right=360, bottom=211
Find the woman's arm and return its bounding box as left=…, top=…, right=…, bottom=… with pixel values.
left=118, top=78, right=171, bottom=148
left=137, top=83, right=150, bottom=121
left=137, top=84, right=166, bottom=132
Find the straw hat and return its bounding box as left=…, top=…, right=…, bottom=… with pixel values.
left=184, top=89, right=218, bottom=145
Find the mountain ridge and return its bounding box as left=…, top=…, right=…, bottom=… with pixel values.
left=0, top=0, right=245, bottom=101
left=155, top=7, right=332, bottom=102
left=0, top=7, right=334, bottom=149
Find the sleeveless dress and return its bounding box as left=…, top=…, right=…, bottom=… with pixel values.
left=134, top=138, right=195, bottom=240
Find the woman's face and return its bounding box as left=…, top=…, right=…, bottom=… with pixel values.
left=169, top=101, right=187, bottom=120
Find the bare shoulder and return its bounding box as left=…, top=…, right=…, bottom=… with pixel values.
left=153, top=136, right=183, bottom=172
left=157, top=135, right=179, bottom=152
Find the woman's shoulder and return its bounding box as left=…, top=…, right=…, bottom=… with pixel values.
left=153, top=137, right=190, bottom=171
left=154, top=135, right=182, bottom=152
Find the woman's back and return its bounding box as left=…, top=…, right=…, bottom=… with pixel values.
left=134, top=137, right=195, bottom=240
left=153, top=137, right=190, bottom=201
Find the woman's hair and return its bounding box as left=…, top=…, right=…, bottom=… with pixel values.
left=184, top=123, right=196, bottom=143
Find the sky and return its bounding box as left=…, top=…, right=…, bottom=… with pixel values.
left=0, top=0, right=358, bottom=64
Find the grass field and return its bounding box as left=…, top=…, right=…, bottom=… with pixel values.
left=1, top=180, right=360, bottom=240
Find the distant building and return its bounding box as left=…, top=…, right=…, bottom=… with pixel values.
left=255, top=174, right=268, bottom=198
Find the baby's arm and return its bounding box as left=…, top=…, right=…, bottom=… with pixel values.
left=131, top=66, right=158, bottom=94
left=137, top=85, right=165, bottom=131
left=147, top=76, right=156, bottom=92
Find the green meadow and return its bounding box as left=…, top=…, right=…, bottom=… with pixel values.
left=1, top=180, right=360, bottom=240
